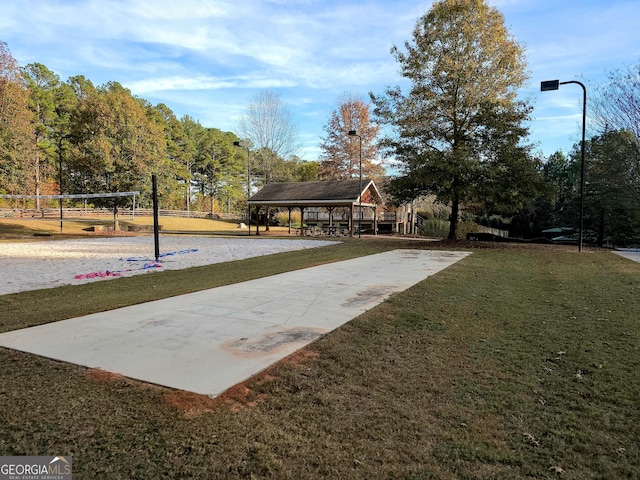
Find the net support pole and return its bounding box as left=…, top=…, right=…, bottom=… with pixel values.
left=152, top=174, right=160, bottom=262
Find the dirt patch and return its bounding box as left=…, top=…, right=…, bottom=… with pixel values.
left=164, top=389, right=222, bottom=417
left=166, top=374, right=272, bottom=416
left=86, top=367, right=166, bottom=392
left=87, top=367, right=268, bottom=417
left=281, top=348, right=320, bottom=368
left=342, top=285, right=395, bottom=308
left=221, top=327, right=325, bottom=358
left=165, top=348, right=321, bottom=416
left=86, top=368, right=127, bottom=383
left=214, top=347, right=322, bottom=411
left=216, top=381, right=268, bottom=412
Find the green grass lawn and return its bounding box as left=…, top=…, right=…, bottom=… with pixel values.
left=0, top=238, right=639, bottom=479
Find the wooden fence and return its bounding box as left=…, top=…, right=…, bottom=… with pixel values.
left=0, top=208, right=237, bottom=220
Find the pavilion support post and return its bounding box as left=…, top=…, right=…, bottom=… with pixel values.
left=373, top=205, right=378, bottom=235
left=349, top=204, right=354, bottom=237
left=287, top=207, right=293, bottom=235
left=255, top=206, right=260, bottom=235
left=265, top=206, right=270, bottom=232
left=327, top=206, right=335, bottom=228
left=299, top=206, right=305, bottom=235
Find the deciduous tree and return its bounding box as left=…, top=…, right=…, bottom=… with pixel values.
left=591, top=61, right=640, bottom=145
left=591, top=60, right=640, bottom=201
left=67, top=81, right=168, bottom=215
left=318, top=92, right=383, bottom=180
left=0, top=42, right=33, bottom=196
left=237, top=89, right=300, bottom=185
left=371, top=0, right=536, bottom=239
left=237, top=89, right=301, bottom=231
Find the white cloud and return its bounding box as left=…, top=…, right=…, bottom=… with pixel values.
left=126, top=0, right=232, bottom=20
left=127, top=76, right=238, bottom=93
left=4, top=0, right=640, bottom=161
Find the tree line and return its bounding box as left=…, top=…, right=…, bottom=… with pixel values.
left=510, top=126, right=640, bottom=246
left=0, top=42, right=318, bottom=215
left=0, top=34, right=385, bottom=217
left=2, top=0, right=639, bottom=245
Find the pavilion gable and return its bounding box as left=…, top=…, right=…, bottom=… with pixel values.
left=248, top=179, right=383, bottom=208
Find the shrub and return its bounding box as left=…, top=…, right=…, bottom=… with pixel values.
left=456, top=221, right=480, bottom=239
left=419, top=219, right=480, bottom=239
left=418, top=219, right=449, bottom=238
left=274, top=210, right=301, bottom=227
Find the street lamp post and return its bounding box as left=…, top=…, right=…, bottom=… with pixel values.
left=233, top=141, right=251, bottom=236
left=541, top=79, right=587, bottom=252
left=348, top=130, right=363, bottom=238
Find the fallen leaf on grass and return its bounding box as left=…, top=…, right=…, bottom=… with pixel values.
left=549, top=465, right=564, bottom=474
left=523, top=433, right=540, bottom=446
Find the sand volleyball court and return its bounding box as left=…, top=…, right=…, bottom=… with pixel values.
left=0, top=236, right=339, bottom=295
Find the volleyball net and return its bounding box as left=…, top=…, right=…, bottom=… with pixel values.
left=0, top=192, right=140, bottom=228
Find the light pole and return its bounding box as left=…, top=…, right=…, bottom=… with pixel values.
left=233, top=141, right=251, bottom=236
left=541, top=79, right=587, bottom=252
left=348, top=130, right=363, bottom=238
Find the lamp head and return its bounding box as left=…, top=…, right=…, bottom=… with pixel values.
left=348, top=130, right=357, bottom=136
left=541, top=80, right=560, bottom=91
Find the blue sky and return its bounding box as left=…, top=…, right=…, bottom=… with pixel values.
left=2, top=0, right=639, bottom=164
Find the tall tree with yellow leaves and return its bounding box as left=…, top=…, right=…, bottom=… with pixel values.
left=0, top=42, right=34, bottom=197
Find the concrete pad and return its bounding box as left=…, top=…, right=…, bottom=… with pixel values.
left=0, top=249, right=470, bottom=397
left=614, top=250, right=640, bottom=263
